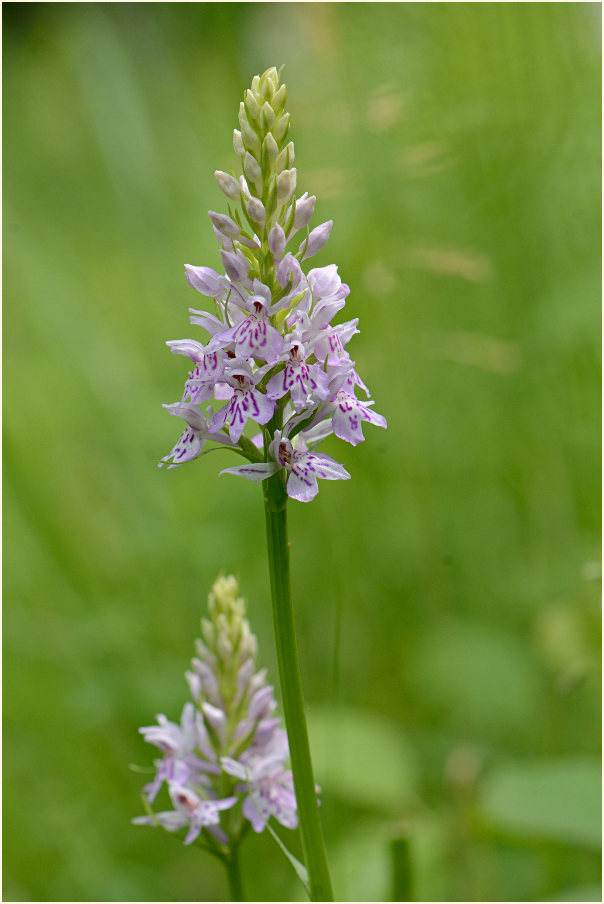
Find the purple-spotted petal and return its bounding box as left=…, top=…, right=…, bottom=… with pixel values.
left=304, top=452, right=351, bottom=480
left=242, top=794, right=269, bottom=832
left=231, top=318, right=283, bottom=362
left=286, top=468, right=319, bottom=503
left=219, top=462, right=280, bottom=482
left=332, top=394, right=387, bottom=446
left=159, top=426, right=205, bottom=468
left=214, top=389, right=275, bottom=443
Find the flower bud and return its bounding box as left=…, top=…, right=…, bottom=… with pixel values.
left=185, top=264, right=225, bottom=298
left=217, top=632, right=234, bottom=661
left=272, top=83, right=286, bottom=115
left=236, top=658, right=255, bottom=693
left=216, top=613, right=229, bottom=636
left=243, top=152, right=263, bottom=193
left=239, top=624, right=258, bottom=661
left=261, top=101, right=276, bottom=131
left=299, top=220, right=333, bottom=259
left=294, top=193, right=316, bottom=229
left=277, top=252, right=304, bottom=288
left=208, top=210, right=240, bottom=238
left=275, top=141, right=295, bottom=175
left=191, top=658, right=220, bottom=703
left=261, top=66, right=278, bottom=100
left=233, top=129, right=245, bottom=157
left=308, top=263, right=341, bottom=298
left=239, top=175, right=251, bottom=200
left=195, top=637, right=217, bottom=668
left=248, top=685, right=276, bottom=721
left=214, top=170, right=240, bottom=201
left=263, top=132, right=279, bottom=171
left=268, top=224, right=286, bottom=259
left=201, top=617, right=215, bottom=646
left=220, top=249, right=250, bottom=282
left=240, top=117, right=261, bottom=157
left=276, top=167, right=296, bottom=203
left=248, top=667, right=268, bottom=697
left=201, top=702, right=227, bottom=746
left=272, top=112, right=290, bottom=143
left=244, top=89, right=260, bottom=123
left=251, top=74, right=261, bottom=98
left=246, top=197, right=265, bottom=225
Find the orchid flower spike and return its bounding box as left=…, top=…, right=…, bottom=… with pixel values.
left=158, top=65, right=386, bottom=500
left=133, top=575, right=299, bottom=843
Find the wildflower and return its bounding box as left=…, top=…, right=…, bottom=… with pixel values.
left=222, top=740, right=298, bottom=832
left=211, top=362, right=276, bottom=443
left=220, top=430, right=350, bottom=503
left=132, top=782, right=237, bottom=845
left=159, top=65, right=386, bottom=497
left=133, top=576, right=300, bottom=843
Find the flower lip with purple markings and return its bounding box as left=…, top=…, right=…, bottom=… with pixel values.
left=219, top=430, right=351, bottom=503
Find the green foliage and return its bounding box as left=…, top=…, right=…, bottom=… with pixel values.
left=3, top=3, right=600, bottom=901
left=308, top=705, right=418, bottom=813
left=479, top=757, right=602, bottom=850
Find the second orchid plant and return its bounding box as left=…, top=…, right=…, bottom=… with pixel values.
left=135, top=66, right=386, bottom=901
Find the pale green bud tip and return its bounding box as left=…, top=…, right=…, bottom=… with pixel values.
left=261, top=101, right=276, bottom=130
left=263, top=132, right=279, bottom=169
left=240, top=117, right=261, bottom=156
left=272, top=83, right=287, bottom=114
left=248, top=66, right=286, bottom=113
left=260, top=66, right=279, bottom=100
left=217, top=634, right=234, bottom=660
left=272, top=112, right=290, bottom=143
left=244, top=89, right=260, bottom=122
left=275, top=141, right=295, bottom=175
left=233, top=130, right=245, bottom=157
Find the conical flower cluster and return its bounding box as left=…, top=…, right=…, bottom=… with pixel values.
left=159, top=66, right=386, bottom=502
left=133, top=576, right=297, bottom=845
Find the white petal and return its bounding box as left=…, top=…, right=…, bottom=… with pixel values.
left=219, top=462, right=279, bottom=482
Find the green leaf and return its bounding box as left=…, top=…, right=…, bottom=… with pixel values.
left=265, top=821, right=310, bottom=897
left=479, top=757, right=601, bottom=849
left=407, top=621, right=543, bottom=739
left=327, top=821, right=390, bottom=903
left=307, top=705, right=418, bottom=813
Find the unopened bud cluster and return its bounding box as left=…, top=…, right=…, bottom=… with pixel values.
left=133, top=575, right=297, bottom=845
left=159, top=66, right=386, bottom=502
left=213, top=67, right=314, bottom=276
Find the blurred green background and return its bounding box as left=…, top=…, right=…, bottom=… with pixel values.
left=3, top=3, right=601, bottom=901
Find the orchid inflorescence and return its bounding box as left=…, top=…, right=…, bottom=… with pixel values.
left=133, top=575, right=298, bottom=846
left=159, top=65, right=386, bottom=502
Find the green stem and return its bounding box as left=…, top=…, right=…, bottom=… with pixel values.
left=263, top=473, right=334, bottom=902
left=224, top=846, right=244, bottom=902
